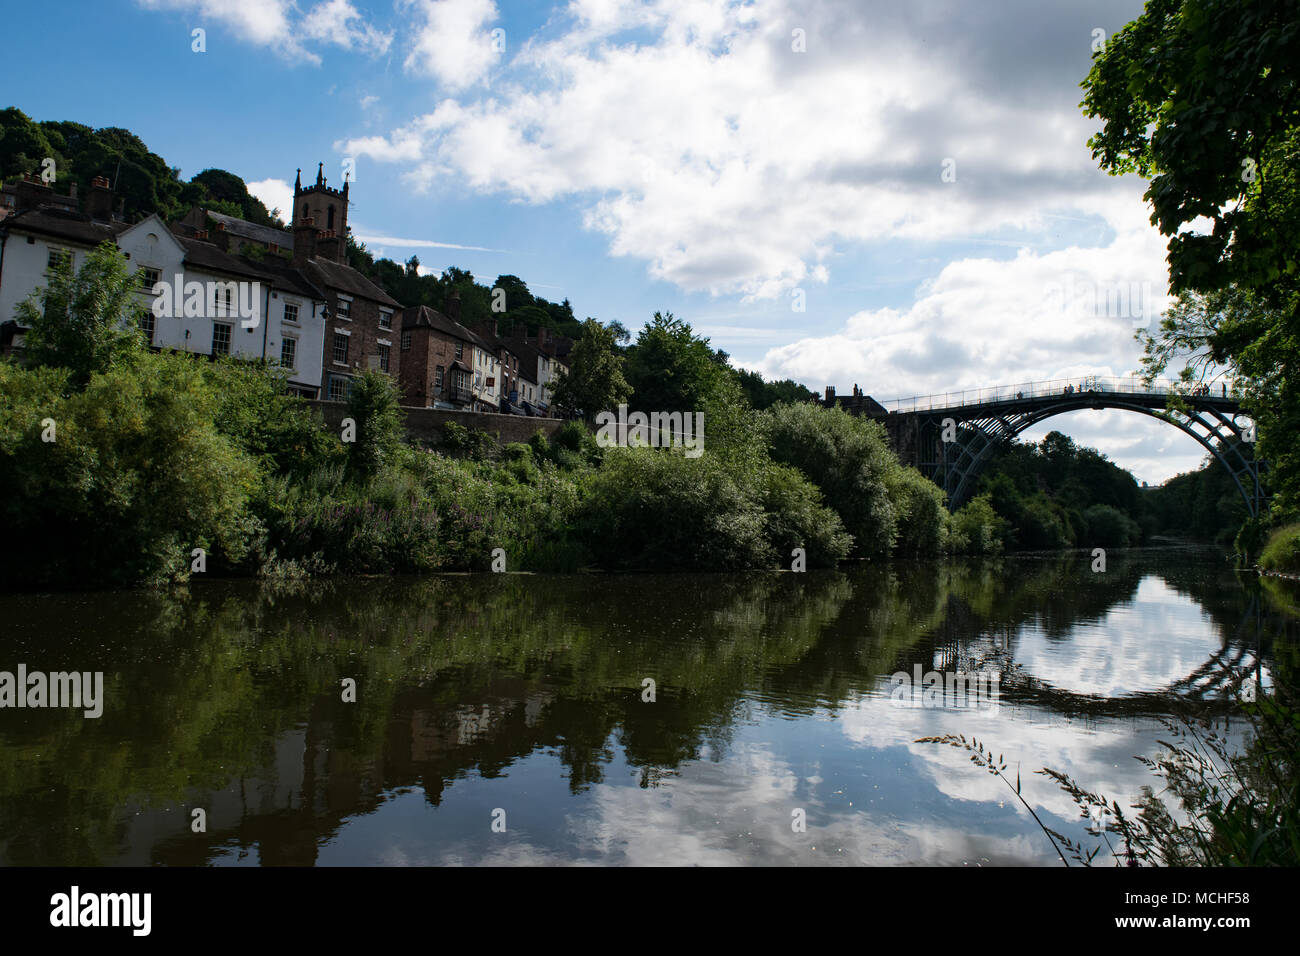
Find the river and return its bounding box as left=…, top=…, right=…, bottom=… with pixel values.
left=0, top=548, right=1294, bottom=866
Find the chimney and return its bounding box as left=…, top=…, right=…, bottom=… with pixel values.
left=316, top=228, right=343, bottom=263
left=14, top=173, right=52, bottom=213
left=195, top=229, right=209, bottom=240
left=293, top=217, right=318, bottom=265
left=86, top=176, right=114, bottom=221
left=211, top=221, right=230, bottom=252
left=446, top=290, right=462, bottom=323
left=825, top=386, right=836, bottom=405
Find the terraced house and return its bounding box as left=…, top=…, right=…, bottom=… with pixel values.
left=1, top=164, right=570, bottom=416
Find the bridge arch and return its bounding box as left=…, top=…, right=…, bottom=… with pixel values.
left=882, top=378, right=1265, bottom=517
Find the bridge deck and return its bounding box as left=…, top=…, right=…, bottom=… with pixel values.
left=881, top=376, right=1241, bottom=416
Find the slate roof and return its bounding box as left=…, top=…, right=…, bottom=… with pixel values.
left=401, top=304, right=493, bottom=351
left=205, top=211, right=294, bottom=250
left=302, top=256, right=401, bottom=308
left=0, top=207, right=128, bottom=245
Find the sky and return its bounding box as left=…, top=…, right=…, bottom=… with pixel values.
left=1, top=0, right=1213, bottom=483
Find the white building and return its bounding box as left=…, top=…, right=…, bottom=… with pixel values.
left=0, top=176, right=328, bottom=397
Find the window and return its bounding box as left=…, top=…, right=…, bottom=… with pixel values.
left=211, top=322, right=232, bottom=356
left=283, top=302, right=299, bottom=324
left=280, top=336, right=297, bottom=370
left=475, top=372, right=482, bottom=389
left=379, top=310, right=393, bottom=330
left=47, top=247, right=73, bottom=273
left=377, top=343, right=390, bottom=373
left=139, top=312, right=155, bottom=346
left=435, top=366, right=443, bottom=389
left=138, top=267, right=161, bottom=291
left=327, top=375, right=349, bottom=401
left=211, top=285, right=234, bottom=317
left=401, top=331, right=412, bottom=352
left=455, top=341, right=463, bottom=360
left=332, top=331, right=350, bottom=365
left=336, top=296, right=352, bottom=319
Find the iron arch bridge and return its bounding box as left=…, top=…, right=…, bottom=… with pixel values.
left=879, top=376, right=1265, bottom=516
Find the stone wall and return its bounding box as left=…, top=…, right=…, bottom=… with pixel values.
left=309, top=400, right=568, bottom=447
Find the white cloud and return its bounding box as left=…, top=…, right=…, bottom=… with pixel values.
left=302, top=0, right=394, bottom=55
left=246, top=178, right=293, bottom=222
left=136, top=0, right=391, bottom=62
left=343, top=0, right=1143, bottom=298
left=401, top=0, right=502, bottom=89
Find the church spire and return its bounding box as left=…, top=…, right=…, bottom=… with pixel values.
left=294, top=168, right=302, bottom=194
left=316, top=162, right=325, bottom=187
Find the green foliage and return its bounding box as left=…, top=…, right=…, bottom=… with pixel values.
left=1146, top=455, right=1250, bottom=547
left=1081, top=0, right=1299, bottom=300
left=441, top=420, right=496, bottom=460
left=0, top=354, right=259, bottom=588
left=760, top=463, right=854, bottom=568
left=977, top=431, right=1147, bottom=551
left=887, top=465, right=947, bottom=558
left=1260, top=523, right=1300, bottom=574
left=624, top=311, right=736, bottom=413
left=343, top=370, right=404, bottom=482
left=1081, top=504, right=1142, bottom=548
left=16, top=241, right=145, bottom=389
left=549, top=318, right=632, bottom=421
left=765, top=402, right=900, bottom=558
left=947, top=494, right=1005, bottom=555
left=0, top=108, right=278, bottom=225
left=1085, top=1, right=1299, bottom=528
left=200, top=357, right=338, bottom=480
left=736, top=368, right=817, bottom=410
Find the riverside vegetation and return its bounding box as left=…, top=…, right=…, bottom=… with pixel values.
left=0, top=242, right=1013, bottom=590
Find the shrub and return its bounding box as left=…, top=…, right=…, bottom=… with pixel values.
left=344, top=370, right=404, bottom=482
left=947, top=494, right=1005, bottom=555
left=0, top=352, right=259, bottom=587
left=765, top=402, right=899, bottom=557
left=1259, top=522, right=1300, bottom=574
left=579, top=447, right=774, bottom=570
left=1082, top=503, right=1142, bottom=548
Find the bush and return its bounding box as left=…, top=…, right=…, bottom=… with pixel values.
left=887, top=465, right=947, bottom=557
left=441, top=420, right=496, bottom=460
left=1082, top=503, right=1142, bottom=548
left=947, top=494, right=1005, bottom=555
left=761, top=463, right=853, bottom=567
left=344, top=370, right=404, bottom=482
left=764, top=402, right=900, bottom=558
left=0, top=352, right=259, bottom=587
left=1259, top=522, right=1300, bottom=573
left=579, top=447, right=774, bottom=570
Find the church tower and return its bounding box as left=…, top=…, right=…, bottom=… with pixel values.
left=291, top=163, right=349, bottom=263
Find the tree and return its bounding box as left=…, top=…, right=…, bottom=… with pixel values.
left=549, top=318, right=631, bottom=422
left=1081, top=0, right=1299, bottom=301
left=344, top=369, right=405, bottom=482
left=16, top=241, right=145, bottom=390
left=1084, top=0, right=1300, bottom=523
left=624, top=311, right=735, bottom=412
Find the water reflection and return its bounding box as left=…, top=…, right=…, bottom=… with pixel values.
left=0, top=550, right=1292, bottom=866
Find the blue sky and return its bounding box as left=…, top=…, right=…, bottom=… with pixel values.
left=2, top=0, right=1216, bottom=481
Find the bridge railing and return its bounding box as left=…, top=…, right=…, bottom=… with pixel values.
left=881, top=375, right=1242, bottom=414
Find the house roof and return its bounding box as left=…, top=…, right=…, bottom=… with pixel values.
left=205, top=210, right=294, bottom=250
left=0, top=207, right=128, bottom=246
left=302, top=256, right=401, bottom=307
left=401, top=304, right=493, bottom=351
